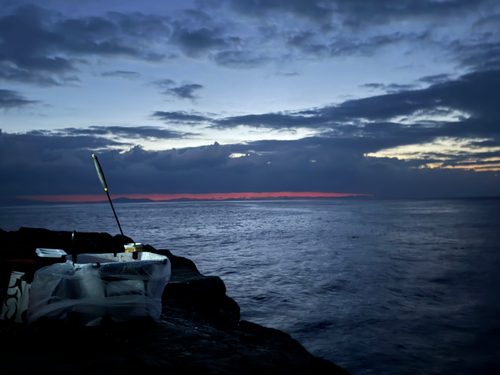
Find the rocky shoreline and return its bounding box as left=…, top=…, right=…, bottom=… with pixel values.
left=0, top=228, right=349, bottom=374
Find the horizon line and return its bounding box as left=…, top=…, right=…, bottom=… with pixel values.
left=17, top=192, right=373, bottom=203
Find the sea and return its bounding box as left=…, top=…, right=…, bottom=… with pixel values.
left=1, top=198, right=499, bottom=375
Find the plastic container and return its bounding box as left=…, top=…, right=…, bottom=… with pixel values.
left=124, top=243, right=143, bottom=253
left=27, top=252, right=171, bottom=326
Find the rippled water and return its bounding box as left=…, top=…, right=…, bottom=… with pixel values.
left=1, top=198, right=500, bottom=375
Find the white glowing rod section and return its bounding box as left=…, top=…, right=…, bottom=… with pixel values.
left=92, top=154, right=124, bottom=236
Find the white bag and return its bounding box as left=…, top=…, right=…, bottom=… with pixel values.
left=1, top=271, right=32, bottom=323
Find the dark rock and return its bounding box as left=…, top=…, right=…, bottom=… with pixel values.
left=0, top=227, right=133, bottom=259
left=152, top=246, right=241, bottom=329
left=0, top=228, right=349, bottom=374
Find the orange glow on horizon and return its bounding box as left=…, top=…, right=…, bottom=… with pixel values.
left=17, top=192, right=373, bottom=203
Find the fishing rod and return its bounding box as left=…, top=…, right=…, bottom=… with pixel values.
left=92, top=154, right=124, bottom=237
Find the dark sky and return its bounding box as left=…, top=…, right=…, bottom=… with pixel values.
left=1, top=0, right=500, bottom=199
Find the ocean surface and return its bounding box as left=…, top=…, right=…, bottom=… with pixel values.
left=1, top=198, right=500, bottom=375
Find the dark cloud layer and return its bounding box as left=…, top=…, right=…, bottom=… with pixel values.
left=0, top=0, right=498, bottom=83
left=1, top=129, right=498, bottom=199
left=0, top=89, right=37, bottom=108
left=0, top=4, right=245, bottom=81
left=203, top=0, right=500, bottom=69
left=0, top=130, right=125, bottom=195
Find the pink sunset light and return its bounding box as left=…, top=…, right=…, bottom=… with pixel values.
left=18, top=192, right=372, bottom=203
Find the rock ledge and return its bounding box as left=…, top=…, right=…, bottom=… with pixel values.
left=0, top=228, right=349, bottom=375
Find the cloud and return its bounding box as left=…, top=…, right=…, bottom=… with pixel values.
left=0, top=129, right=129, bottom=195
left=205, top=69, right=500, bottom=166
left=150, top=69, right=500, bottom=171
left=2, top=129, right=127, bottom=150
left=361, top=82, right=419, bottom=93
left=418, top=74, right=452, bottom=84
left=151, top=79, right=204, bottom=100
left=0, top=64, right=78, bottom=86
left=327, top=31, right=429, bottom=58
left=286, top=31, right=330, bottom=57
left=216, top=69, right=500, bottom=131
left=58, top=126, right=194, bottom=140
left=151, top=111, right=210, bottom=123
left=100, top=70, right=141, bottom=79
left=0, top=6, right=75, bottom=85
left=0, top=5, right=171, bottom=85
left=151, top=79, right=176, bottom=88
left=337, top=0, right=495, bottom=28
left=226, top=0, right=336, bottom=22
left=252, top=26, right=432, bottom=64
left=183, top=9, right=213, bottom=23
left=172, top=26, right=229, bottom=58
left=164, top=83, right=204, bottom=100
left=332, top=69, right=500, bottom=124
left=2, top=0, right=494, bottom=87
left=452, top=39, right=500, bottom=71
left=0, top=131, right=233, bottom=196
left=362, top=83, right=385, bottom=89
left=212, top=112, right=326, bottom=130
left=0, top=89, right=38, bottom=108
left=1, top=1, right=499, bottom=200
left=2, top=129, right=498, bottom=199
left=213, top=50, right=272, bottom=69
left=189, top=0, right=500, bottom=69
left=220, top=0, right=496, bottom=27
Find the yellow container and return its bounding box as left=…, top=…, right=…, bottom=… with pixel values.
left=124, top=243, right=143, bottom=253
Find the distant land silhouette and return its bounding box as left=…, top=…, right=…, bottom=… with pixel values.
left=0, top=194, right=376, bottom=206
